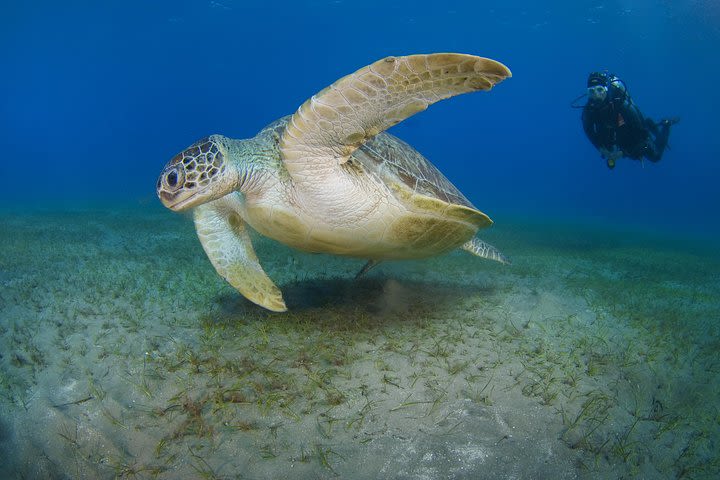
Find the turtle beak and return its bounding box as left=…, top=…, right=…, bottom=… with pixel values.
left=158, top=191, right=193, bottom=211
left=156, top=163, right=195, bottom=211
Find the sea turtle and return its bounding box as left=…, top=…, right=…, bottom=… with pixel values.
left=157, top=53, right=511, bottom=312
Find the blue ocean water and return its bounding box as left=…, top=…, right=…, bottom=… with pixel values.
left=2, top=0, right=719, bottom=237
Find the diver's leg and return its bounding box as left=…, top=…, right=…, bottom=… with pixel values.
left=644, top=117, right=659, bottom=136
left=644, top=142, right=662, bottom=162
left=655, top=121, right=672, bottom=155
left=645, top=120, right=673, bottom=162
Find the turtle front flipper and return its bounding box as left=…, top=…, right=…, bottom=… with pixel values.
left=279, top=53, right=511, bottom=180
left=193, top=196, right=287, bottom=312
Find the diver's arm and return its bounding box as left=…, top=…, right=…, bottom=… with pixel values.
left=582, top=109, right=611, bottom=153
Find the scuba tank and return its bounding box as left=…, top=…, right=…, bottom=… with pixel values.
left=606, top=74, right=630, bottom=105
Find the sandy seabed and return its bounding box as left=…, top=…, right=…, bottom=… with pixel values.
left=0, top=205, right=718, bottom=479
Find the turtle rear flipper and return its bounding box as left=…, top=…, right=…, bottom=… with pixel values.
left=193, top=196, right=287, bottom=312
left=355, top=259, right=382, bottom=279
left=462, top=237, right=511, bottom=265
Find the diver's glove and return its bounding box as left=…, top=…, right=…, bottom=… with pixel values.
left=599, top=147, right=623, bottom=160
left=600, top=147, right=623, bottom=169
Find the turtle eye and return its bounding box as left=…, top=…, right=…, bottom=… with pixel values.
left=164, top=168, right=184, bottom=190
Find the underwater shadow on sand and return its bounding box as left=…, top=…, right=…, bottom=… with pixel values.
left=206, top=276, right=499, bottom=323
left=215, top=276, right=496, bottom=320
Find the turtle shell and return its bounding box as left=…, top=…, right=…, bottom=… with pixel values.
left=355, top=133, right=472, bottom=207
left=350, top=131, right=492, bottom=229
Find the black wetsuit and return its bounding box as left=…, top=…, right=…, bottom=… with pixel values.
left=582, top=97, right=670, bottom=162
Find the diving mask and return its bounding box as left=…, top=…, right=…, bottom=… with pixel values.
left=587, top=85, right=608, bottom=103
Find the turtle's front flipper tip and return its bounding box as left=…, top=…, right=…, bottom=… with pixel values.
left=249, top=286, right=287, bottom=312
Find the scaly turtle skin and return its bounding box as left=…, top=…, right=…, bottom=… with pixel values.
left=157, top=53, right=512, bottom=311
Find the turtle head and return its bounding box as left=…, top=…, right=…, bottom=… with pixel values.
left=157, top=135, right=239, bottom=211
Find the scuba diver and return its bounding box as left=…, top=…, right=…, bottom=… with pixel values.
left=577, top=71, right=679, bottom=169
